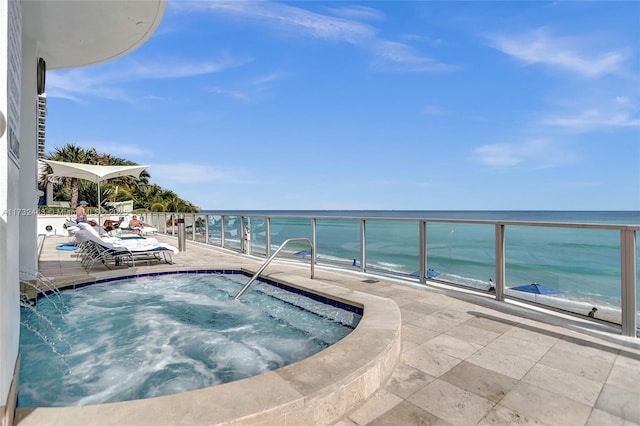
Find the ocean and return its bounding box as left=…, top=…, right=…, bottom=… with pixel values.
left=201, top=211, right=640, bottom=324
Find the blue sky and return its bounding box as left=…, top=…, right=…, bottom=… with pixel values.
left=45, top=1, right=640, bottom=211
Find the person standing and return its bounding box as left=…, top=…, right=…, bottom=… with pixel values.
left=75, top=200, right=88, bottom=223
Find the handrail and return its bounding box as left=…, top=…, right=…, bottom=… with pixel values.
left=234, top=237, right=314, bottom=300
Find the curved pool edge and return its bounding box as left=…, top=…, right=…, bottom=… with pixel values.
left=14, top=268, right=402, bottom=426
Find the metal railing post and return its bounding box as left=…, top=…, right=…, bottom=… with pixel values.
left=495, top=224, right=505, bottom=301
left=621, top=229, right=637, bottom=337
left=241, top=216, right=250, bottom=255
left=205, top=214, right=210, bottom=245
left=220, top=215, right=226, bottom=248
left=311, top=218, right=317, bottom=266
left=177, top=215, right=186, bottom=252
left=266, top=217, right=271, bottom=258
left=359, top=219, right=366, bottom=272
left=419, top=220, right=427, bottom=284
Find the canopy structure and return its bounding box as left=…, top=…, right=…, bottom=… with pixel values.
left=41, top=159, right=150, bottom=225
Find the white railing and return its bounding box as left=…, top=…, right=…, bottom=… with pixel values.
left=143, top=211, right=639, bottom=338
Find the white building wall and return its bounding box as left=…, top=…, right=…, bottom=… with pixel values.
left=0, top=2, right=166, bottom=421
left=19, top=35, right=38, bottom=278
left=0, top=0, right=23, bottom=415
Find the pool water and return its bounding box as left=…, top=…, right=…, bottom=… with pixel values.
left=18, top=273, right=361, bottom=407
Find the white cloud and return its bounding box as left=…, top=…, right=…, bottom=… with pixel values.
left=325, top=5, right=385, bottom=22
left=47, top=55, right=248, bottom=103
left=540, top=94, right=640, bottom=132
left=370, top=40, right=457, bottom=72
left=48, top=140, right=146, bottom=158
left=250, top=71, right=285, bottom=86
left=474, top=139, right=578, bottom=168
left=177, top=0, right=454, bottom=73
left=487, top=27, right=628, bottom=78
left=402, top=34, right=443, bottom=47
left=421, top=105, right=449, bottom=116
left=149, top=163, right=259, bottom=185
left=543, top=109, right=640, bottom=131
left=207, top=71, right=285, bottom=102
left=180, top=0, right=375, bottom=42
left=207, top=87, right=250, bottom=101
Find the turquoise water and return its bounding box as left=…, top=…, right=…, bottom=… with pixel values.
left=203, top=211, right=639, bottom=320
left=18, top=273, right=361, bottom=407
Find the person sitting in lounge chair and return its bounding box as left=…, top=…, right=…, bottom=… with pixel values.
left=103, top=218, right=123, bottom=229
left=123, top=215, right=158, bottom=235
left=129, top=215, right=152, bottom=228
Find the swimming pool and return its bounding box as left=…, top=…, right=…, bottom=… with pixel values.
left=18, top=272, right=362, bottom=407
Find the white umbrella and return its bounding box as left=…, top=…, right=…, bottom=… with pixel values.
left=41, top=159, right=149, bottom=225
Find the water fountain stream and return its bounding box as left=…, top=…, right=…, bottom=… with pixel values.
left=19, top=269, right=69, bottom=356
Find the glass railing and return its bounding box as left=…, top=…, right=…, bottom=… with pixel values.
left=143, top=212, right=638, bottom=338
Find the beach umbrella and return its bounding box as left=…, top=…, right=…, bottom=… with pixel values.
left=510, top=283, right=563, bottom=295
left=411, top=269, right=441, bottom=279
left=41, top=159, right=149, bottom=226
left=294, top=250, right=312, bottom=258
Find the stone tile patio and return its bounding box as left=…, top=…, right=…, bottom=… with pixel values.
left=16, top=233, right=640, bottom=425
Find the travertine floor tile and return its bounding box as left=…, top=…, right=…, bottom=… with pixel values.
left=332, top=418, right=358, bottom=426
left=606, top=363, right=640, bottom=394
left=477, top=404, right=546, bottom=425
left=384, top=363, right=436, bottom=399
left=431, top=308, right=474, bottom=324
left=554, top=337, right=619, bottom=363
left=444, top=323, right=500, bottom=347
left=595, top=384, right=640, bottom=424
left=522, top=364, right=603, bottom=406
left=502, top=325, right=559, bottom=347
left=466, top=347, right=537, bottom=380
left=585, top=408, right=630, bottom=426
left=408, top=379, right=495, bottom=426
left=484, top=334, right=552, bottom=362
left=346, top=389, right=402, bottom=426
left=539, top=345, right=614, bottom=382
left=401, top=340, right=419, bottom=354
left=410, top=315, right=459, bottom=333
left=615, top=349, right=640, bottom=369
left=389, top=295, right=421, bottom=308
left=500, top=382, right=592, bottom=425
left=402, top=323, right=441, bottom=344
left=421, top=333, right=482, bottom=360
left=399, top=308, right=427, bottom=324
left=464, top=316, right=517, bottom=334
left=401, top=301, right=442, bottom=315
left=401, top=345, right=462, bottom=377
left=367, top=401, right=450, bottom=426
left=439, top=361, right=518, bottom=403
left=417, top=293, right=457, bottom=307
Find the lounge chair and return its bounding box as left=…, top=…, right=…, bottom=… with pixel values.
left=74, top=223, right=177, bottom=271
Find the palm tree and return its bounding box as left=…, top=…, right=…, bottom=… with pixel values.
left=132, top=183, right=165, bottom=210
left=44, top=144, right=90, bottom=207
left=42, top=144, right=200, bottom=212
